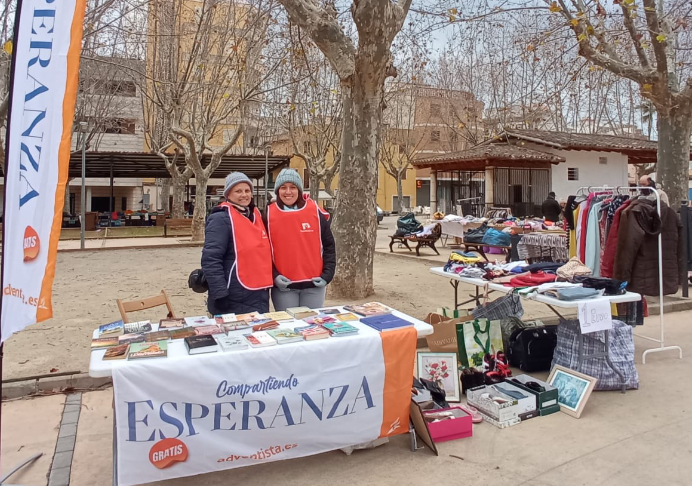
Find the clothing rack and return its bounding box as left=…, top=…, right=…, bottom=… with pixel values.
left=577, top=185, right=682, bottom=364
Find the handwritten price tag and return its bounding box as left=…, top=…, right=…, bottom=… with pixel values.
left=578, top=299, right=613, bottom=334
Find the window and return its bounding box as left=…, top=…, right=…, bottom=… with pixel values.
left=568, top=168, right=579, bottom=181
left=431, top=130, right=440, bottom=142
left=599, top=156, right=608, bottom=165
left=303, top=168, right=310, bottom=189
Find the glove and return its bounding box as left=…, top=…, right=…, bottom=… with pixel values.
left=274, top=275, right=291, bottom=290
left=312, top=277, right=327, bottom=288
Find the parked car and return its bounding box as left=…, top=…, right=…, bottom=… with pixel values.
left=377, top=206, right=384, bottom=224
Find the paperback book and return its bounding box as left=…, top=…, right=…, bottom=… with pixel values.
left=144, top=330, right=171, bottom=342
left=214, top=314, right=238, bottom=324
left=159, top=318, right=185, bottom=330
left=286, top=307, right=318, bottom=320
left=221, top=321, right=250, bottom=332
left=194, top=325, right=224, bottom=336
left=322, top=322, right=359, bottom=337
left=168, top=327, right=196, bottom=340
left=118, top=333, right=145, bottom=345
left=103, top=344, right=129, bottom=360
left=216, top=336, right=249, bottom=352
left=267, top=328, right=303, bottom=344
left=184, top=335, right=218, bottom=355
left=244, top=331, right=277, bottom=348
left=263, top=311, right=293, bottom=322
left=319, top=308, right=341, bottom=315
left=91, top=337, right=119, bottom=349
left=128, top=340, right=168, bottom=359
left=123, top=320, right=152, bottom=333
left=360, top=314, right=413, bottom=332
left=184, top=316, right=215, bottom=327
left=236, top=312, right=261, bottom=321
left=303, top=315, right=337, bottom=326
left=251, top=320, right=279, bottom=332
left=98, top=320, right=124, bottom=336
left=343, top=302, right=392, bottom=317
left=294, top=324, right=330, bottom=341
left=334, top=312, right=359, bottom=322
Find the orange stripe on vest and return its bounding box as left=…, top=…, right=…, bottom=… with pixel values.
left=267, top=199, right=323, bottom=282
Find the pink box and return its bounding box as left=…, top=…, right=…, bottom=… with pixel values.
left=421, top=406, right=473, bottom=442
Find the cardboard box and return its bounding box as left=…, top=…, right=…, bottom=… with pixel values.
left=467, top=385, right=519, bottom=425
left=492, top=381, right=538, bottom=421
left=421, top=406, right=473, bottom=442
left=509, top=375, right=559, bottom=416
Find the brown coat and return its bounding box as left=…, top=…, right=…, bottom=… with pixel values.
left=613, top=198, right=683, bottom=296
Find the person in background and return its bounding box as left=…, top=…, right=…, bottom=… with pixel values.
left=201, top=172, right=273, bottom=315
left=265, top=168, right=336, bottom=311
left=541, top=191, right=562, bottom=222
left=639, top=174, right=670, bottom=207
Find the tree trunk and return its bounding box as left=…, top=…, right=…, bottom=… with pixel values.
left=330, top=81, right=381, bottom=299
left=160, top=179, right=171, bottom=212
left=171, top=175, right=188, bottom=218
left=309, top=179, right=319, bottom=201
left=191, top=175, right=208, bottom=242
left=397, top=173, right=404, bottom=213
left=656, top=107, right=692, bottom=207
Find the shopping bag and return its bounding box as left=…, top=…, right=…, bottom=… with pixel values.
left=456, top=319, right=504, bottom=368
left=470, top=286, right=524, bottom=321
left=436, top=307, right=470, bottom=319
left=424, top=313, right=475, bottom=353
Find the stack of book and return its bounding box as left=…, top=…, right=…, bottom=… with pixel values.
left=267, top=328, right=303, bottom=344
left=322, top=322, right=359, bottom=337
left=294, top=324, right=330, bottom=341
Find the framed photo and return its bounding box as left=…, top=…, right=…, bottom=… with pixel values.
left=548, top=365, right=598, bottom=419
left=416, top=352, right=460, bottom=402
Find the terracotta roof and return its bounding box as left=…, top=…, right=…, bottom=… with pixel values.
left=412, top=143, right=564, bottom=170
left=500, top=129, right=658, bottom=152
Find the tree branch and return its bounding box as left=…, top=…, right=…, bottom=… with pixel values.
left=619, top=3, right=651, bottom=69
left=642, top=0, right=668, bottom=74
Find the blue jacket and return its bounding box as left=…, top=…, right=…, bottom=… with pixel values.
left=201, top=202, right=269, bottom=315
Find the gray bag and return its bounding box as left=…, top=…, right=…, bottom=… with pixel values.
left=551, top=319, right=639, bottom=390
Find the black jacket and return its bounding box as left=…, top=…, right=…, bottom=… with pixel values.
left=541, top=196, right=562, bottom=222
left=263, top=203, right=336, bottom=290
left=201, top=202, right=269, bottom=315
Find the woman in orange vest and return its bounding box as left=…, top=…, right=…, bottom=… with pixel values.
left=201, top=172, right=273, bottom=315
left=266, top=169, right=336, bottom=310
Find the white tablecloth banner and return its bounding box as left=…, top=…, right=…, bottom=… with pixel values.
left=113, top=328, right=416, bottom=486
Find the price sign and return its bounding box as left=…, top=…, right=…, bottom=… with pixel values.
left=578, top=299, right=613, bottom=334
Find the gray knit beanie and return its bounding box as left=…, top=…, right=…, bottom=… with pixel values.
left=274, top=168, right=304, bottom=194
left=224, top=172, right=253, bottom=198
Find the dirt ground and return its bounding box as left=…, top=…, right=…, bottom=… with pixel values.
left=3, top=218, right=557, bottom=380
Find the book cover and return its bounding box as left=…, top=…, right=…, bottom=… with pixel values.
left=286, top=306, right=311, bottom=317
left=344, top=302, right=392, bottom=317
left=159, top=318, right=185, bottom=330
left=319, top=308, right=341, bottom=315
left=103, top=344, right=129, bottom=360
left=91, top=337, right=119, bottom=349
left=303, top=315, right=337, bottom=326
left=251, top=320, right=279, bottom=332
left=263, top=311, right=293, bottom=321
left=295, top=325, right=330, bottom=341
left=293, top=310, right=318, bottom=320
left=216, top=336, right=249, bottom=352
left=123, top=320, right=152, bottom=333
left=236, top=312, right=261, bottom=321
left=144, top=330, right=171, bottom=342
left=322, top=322, right=359, bottom=336
left=194, top=325, right=223, bottom=336
left=184, top=316, right=215, bottom=327
left=361, top=315, right=413, bottom=332
left=221, top=320, right=250, bottom=332
left=267, top=328, right=303, bottom=344
left=214, top=313, right=237, bottom=324
left=128, top=340, right=167, bottom=359
left=118, top=333, right=145, bottom=345
left=169, top=327, right=196, bottom=340
left=184, top=335, right=218, bottom=355
left=98, top=320, right=124, bottom=336
left=335, top=312, right=359, bottom=322
left=244, top=331, right=277, bottom=347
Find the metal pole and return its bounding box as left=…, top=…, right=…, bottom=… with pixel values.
left=682, top=200, right=689, bottom=298
left=264, top=144, right=269, bottom=208
left=80, top=122, right=87, bottom=250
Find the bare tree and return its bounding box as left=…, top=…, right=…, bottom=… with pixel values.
left=275, top=0, right=413, bottom=298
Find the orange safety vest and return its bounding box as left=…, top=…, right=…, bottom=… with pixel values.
left=267, top=198, right=323, bottom=282
left=220, top=203, right=273, bottom=290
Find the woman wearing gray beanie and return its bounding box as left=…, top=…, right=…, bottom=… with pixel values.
left=264, top=168, right=336, bottom=310
left=201, top=172, right=273, bottom=314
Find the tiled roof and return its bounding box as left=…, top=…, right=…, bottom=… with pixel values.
left=501, top=129, right=658, bottom=151
left=413, top=143, right=564, bottom=168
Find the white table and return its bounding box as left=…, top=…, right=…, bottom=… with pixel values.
left=89, top=307, right=433, bottom=378
left=430, top=267, right=642, bottom=393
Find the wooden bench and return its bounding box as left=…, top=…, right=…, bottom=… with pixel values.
left=389, top=235, right=412, bottom=253
left=389, top=224, right=442, bottom=257
left=164, top=218, right=192, bottom=237
left=460, top=241, right=511, bottom=262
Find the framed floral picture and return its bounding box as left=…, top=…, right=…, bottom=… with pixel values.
left=416, top=352, right=460, bottom=402
left=548, top=365, right=598, bottom=419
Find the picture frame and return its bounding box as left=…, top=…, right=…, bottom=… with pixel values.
left=548, top=365, right=598, bottom=419
left=416, top=352, right=460, bottom=402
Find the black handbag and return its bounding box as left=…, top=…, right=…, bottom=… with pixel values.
left=463, top=222, right=488, bottom=243
left=507, top=326, right=557, bottom=372
left=573, top=276, right=626, bottom=295
left=188, top=268, right=208, bottom=293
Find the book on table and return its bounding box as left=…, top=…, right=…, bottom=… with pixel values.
left=294, top=324, right=330, bottom=341
left=168, top=327, right=196, bottom=340
left=251, top=320, right=279, bottom=332
left=221, top=320, right=250, bottom=332
left=184, top=335, right=219, bottom=355
left=244, top=331, right=277, bottom=347
left=360, top=314, right=413, bottom=332
left=159, top=318, right=185, bottom=330
left=145, top=330, right=171, bottom=342
left=184, top=316, right=215, bottom=327
left=334, top=312, right=359, bottom=322
left=123, top=320, right=152, bottom=333
left=91, top=337, right=119, bottom=349
left=216, top=336, right=249, bottom=352
left=322, top=322, right=359, bottom=337
left=128, top=340, right=167, bottom=359
left=286, top=307, right=318, bottom=320
left=319, top=308, right=341, bottom=315
left=267, top=328, right=303, bottom=344
left=262, top=311, right=294, bottom=322
left=103, top=344, right=129, bottom=360
left=118, top=333, right=145, bottom=345
left=236, top=312, right=261, bottom=321
left=343, top=302, right=392, bottom=317
left=194, top=325, right=224, bottom=336
left=214, top=314, right=237, bottom=324
left=303, top=315, right=337, bottom=326
left=98, top=320, right=124, bottom=336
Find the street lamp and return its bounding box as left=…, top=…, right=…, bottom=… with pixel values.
left=79, top=121, right=87, bottom=250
